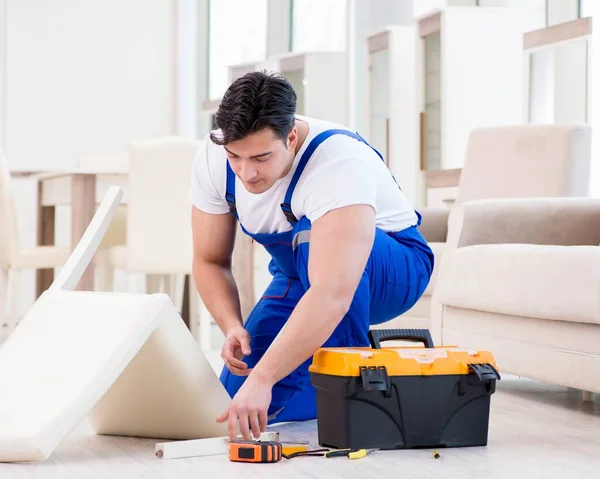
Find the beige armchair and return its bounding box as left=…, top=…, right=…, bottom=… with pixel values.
left=430, top=197, right=600, bottom=394
left=388, top=123, right=592, bottom=331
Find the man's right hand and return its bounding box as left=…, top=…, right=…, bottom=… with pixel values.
left=221, top=326, right=252, bottom=375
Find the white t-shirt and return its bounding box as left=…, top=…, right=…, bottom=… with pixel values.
left=189, top=116, right=418, bottom=235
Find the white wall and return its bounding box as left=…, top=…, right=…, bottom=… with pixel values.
left=177, top=0, right=198, bottom=138
left=347, top=0, right=414, bottom=134
left=292, top=0, right=347, bottom=53
left=528, top=48, right=555, bottom=123
left=2, top=0, right=177, bottom=172
left=267, top=0, right=292, bottom=57
left=387, top=26, right=424, bottom=207
left=414, top=0, right=447, bottom=18
left=553, top=39, right=588, bottom=123
left=1, top=0, right=180, bottom=318
left=441, top=7, right=543, bottom=168
left=305, top=53, right=349, bottom=125
left=546, top=0, right=578, bottom=26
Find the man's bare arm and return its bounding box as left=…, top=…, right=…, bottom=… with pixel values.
left=249, top=204, right=375, bottom=386
left=191, top=206, right=243, bottom=336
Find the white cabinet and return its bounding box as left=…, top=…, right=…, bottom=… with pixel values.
left=417, top=7, right=544, bottom=173
left=365, top=7, right=542, bottom=208
left=366, top=26, right=425, bottom=207
left=269, top=51, right=349, bottom=125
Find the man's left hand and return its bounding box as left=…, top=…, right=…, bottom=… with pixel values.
left=216, top=372, right=273, bottom=440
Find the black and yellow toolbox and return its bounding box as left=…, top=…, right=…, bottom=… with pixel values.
left=308, top=329, right=500, bottom=451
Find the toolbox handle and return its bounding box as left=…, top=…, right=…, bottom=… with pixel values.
left=368, top=329, right=435, bottom=349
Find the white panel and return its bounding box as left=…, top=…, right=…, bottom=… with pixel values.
left=284, top=69, right=306, bottom=116
left=387, top=27, right=424, bottom=207
left=546, top=0, right=578, bottom=26
left=368, top=48, right=390, bottom=158
left=528, top=48, right=555, bottom=123
left=441, top=7, right=544, bottom=169
left=580, top=0, right=594, bottom=17
left=553, top=39, right=588, bottom=123
left=292, top=0, right=346, bottom=52
left=267, top=0, right=292, bottom=57
left=5, top=0, right=176, bottom=172
left=424, top=30, right=441, bottom=171
left=479, top=0, right=546, bottom=19
left=414, top=0, right=447, bottom=18
left=176, top=0, right=198, bottom=137
left=348, top=0, right=413, bottom=132
left=449, top=0, right=477, bottom=5
left=304, top=53, right=348, bottom=125
left=208, top=0, right=268, bottom=99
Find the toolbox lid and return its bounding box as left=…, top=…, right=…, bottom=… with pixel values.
left=308, top=346, right=499, bottom=377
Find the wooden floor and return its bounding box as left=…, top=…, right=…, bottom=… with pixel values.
left=2, top=368, right=600, bottom=478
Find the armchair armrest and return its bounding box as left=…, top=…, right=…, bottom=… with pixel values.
left=447, top=197, right=600, bottom=248
left=416, top=207, right=450, bottom=243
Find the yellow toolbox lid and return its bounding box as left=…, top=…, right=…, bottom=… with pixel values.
left=309, top=346, right=499, bottom=377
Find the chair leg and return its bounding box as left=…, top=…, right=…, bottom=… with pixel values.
left=95, top=265, right=114, bottom=292
left=127, top=273, right=147, bottom=294
left=582, top=390, right=595, bottom=402
left=145, top=275, right=162, bottom=294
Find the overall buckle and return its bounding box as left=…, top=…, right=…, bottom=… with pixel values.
left=280, top=203, right=298, bottom=225
left=226, top=193, right=236, bottom=212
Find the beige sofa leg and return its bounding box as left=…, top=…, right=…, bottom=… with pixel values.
left=582, top=391, right=595, bottom=402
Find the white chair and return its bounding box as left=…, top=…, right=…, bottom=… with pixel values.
left=76, top=152, right=129, bottom=172
left=75, top=152, right=129, bottom=254
left=93, top=137, right=211, bottom=349
left=0, top=149, right=71, bottom=336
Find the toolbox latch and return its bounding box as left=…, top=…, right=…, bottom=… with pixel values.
left=468, top=363, right=501, bottom=382
left=359, top=366, right=390, bottom=394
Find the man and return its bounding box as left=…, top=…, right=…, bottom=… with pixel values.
left=189, top=71, right=434, bottom=441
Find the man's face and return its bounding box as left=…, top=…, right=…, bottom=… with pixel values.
left=224, top=127, right=298, bottom=194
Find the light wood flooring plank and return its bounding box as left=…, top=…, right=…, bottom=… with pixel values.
left=1, top=375, right=600, bottom=478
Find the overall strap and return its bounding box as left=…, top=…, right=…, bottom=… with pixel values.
left=281, top=129, right=392, bottom=226
left=225, top=161, right=239, bottom=220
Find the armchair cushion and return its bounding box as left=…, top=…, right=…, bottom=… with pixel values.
left=447, top=197, right=600, bottom=249
left=416, top=207, right=450, bottom=243
left=435, top=243, right=600, bottom=325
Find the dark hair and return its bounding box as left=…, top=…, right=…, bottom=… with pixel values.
left=210, top=70, right=297, bottom=146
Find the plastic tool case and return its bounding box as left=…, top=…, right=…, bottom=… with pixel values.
left=308, top=329, right=501, bottom=450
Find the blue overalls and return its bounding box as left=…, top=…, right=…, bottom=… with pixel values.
left=219, top=129, right=434, bottom=424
